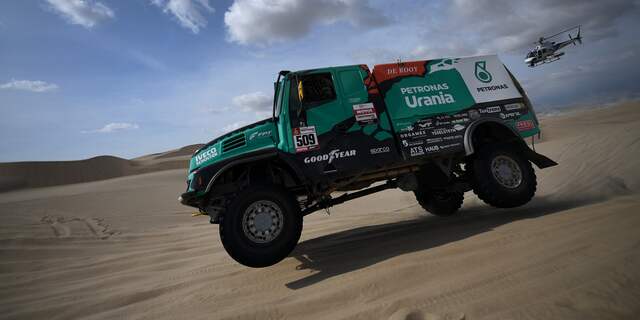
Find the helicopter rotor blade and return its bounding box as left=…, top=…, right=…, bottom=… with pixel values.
left=540, top=25, right=581, bottom=41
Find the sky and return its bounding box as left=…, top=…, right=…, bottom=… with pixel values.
left=1, top=0, right=639, bottom=162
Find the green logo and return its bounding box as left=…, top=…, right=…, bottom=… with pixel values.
left=475, top=61, right=492, bottom=83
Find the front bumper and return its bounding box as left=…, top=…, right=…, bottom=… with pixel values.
left=179, top=190, right=200, bottom=208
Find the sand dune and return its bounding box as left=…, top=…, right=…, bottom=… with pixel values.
left=0, top=144, right=203, bottom=192
left=1, top=103, right=639, bottom=319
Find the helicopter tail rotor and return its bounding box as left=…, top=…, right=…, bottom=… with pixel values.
left=569, top=26, right=582, bottom=45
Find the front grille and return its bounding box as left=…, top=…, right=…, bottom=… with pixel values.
left=222, top=134, right=246, bottom=152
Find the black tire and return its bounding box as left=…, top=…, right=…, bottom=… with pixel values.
left=470, top=143, right=536, bottom=208
left=414, top=189, right=464, bottom=216
left=219, top=185, right=302, bottom=268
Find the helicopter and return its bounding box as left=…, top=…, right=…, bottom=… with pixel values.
left=525, top=25, right=582, bottom=67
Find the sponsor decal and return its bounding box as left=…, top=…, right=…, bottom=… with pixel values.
left=404, top=92, right=455, bottom=108
left=400, top=83, right=449, bottom=94
left=504, top=103, right=524, bottom=111
left=516, top=120, right=536, bottom=131
left=431, top=124, right=465, bottom=136
left=440, top=142, right=462, bottom=149
left=500, top=111, right=522, bottom=120
left=477, top=83, right=509, bottom=92
left=400, top=130, right=427, bottom=138
left=293, top=126, right=319, bottom=153
left=249, top=130, right=271, bottom=140
left=304, top=149, right=356, bottom=164
left=451, top=118, right=470, bottom=124
left=352, top=103, right=377, bottom=124
left=410, top=146, right=425, bottom=157
left=480, top=106, right=501, bottom=114
left=400, top=83, right=456, bottom=108
left=370, top=146, right=391, bottom=155
left=436, top=120, right=451, bottom=126
left=386, top=65, right=419, bottom=75
left=424, top=145, right=440, bottom=153
left=402, top=139, right=424, bottom=147
left=401, top=125, right=414, bottom=132
left=443, top=134, right=463, bottom=141
left=417, top=119, right=433, bottom=128
left=195, top=147, right=218, bottom=165
left=426, top=137, right=443, bottom=144
left=475, top=61, right=493, bottom=83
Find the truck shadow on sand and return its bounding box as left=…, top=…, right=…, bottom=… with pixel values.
left=286, top=196, right=594, bottom=289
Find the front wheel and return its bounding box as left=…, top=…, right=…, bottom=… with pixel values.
left=220, top=185, right=302, bottom=268
left=470, top=144, right=537, bottom=208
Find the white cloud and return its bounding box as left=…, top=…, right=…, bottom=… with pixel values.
left=232, top=91, right=272, bottom=117
left=221, top=120, right=248, bottom=132
left=45, top=0, right=115, bottom=28
left=0, top=80, right=59, bottom=92
left=151, top=0, right=215, bottom=34
left=83, top=122, right=140, bottom=133
left=224, top=0, right=388, bottom=45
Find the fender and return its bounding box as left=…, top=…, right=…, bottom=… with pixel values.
left=463, top=118, right=521, bottom=156
left=463, top=118, right=557, bottom=169
left=204, top=148, right=277, bottom=193
left=203, top=148, right=307, bottom=193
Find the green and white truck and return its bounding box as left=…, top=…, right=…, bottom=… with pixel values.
left=179, top=55, right=557, bottom=267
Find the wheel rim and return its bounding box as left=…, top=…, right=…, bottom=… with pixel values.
left=242, top=200, right=284, bottom=244
left=490, top=155, right=523, bottom=189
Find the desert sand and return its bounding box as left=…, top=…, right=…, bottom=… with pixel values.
left=1, top=103, right=639, bottom=320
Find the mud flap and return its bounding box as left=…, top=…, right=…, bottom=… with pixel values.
left=522, top=147, right=558, bottom=169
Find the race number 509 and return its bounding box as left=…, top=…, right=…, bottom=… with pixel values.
left=293, top=126, right=319, bottom=152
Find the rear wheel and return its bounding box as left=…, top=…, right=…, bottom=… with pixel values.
left=220, top=185, right=302, bottom=268
left=470, top=144, right=536, bottom=208
left=414, top=189, right=464, bottom=216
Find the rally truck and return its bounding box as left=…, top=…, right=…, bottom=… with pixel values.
left=179, top=55, right=557, bottom=268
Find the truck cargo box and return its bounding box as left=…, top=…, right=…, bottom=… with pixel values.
left=372, top=55, right=538, bottom=159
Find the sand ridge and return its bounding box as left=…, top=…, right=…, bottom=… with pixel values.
left=0, top=144, right=203, bottom=192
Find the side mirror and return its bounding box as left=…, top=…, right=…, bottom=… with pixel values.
left=297, top=80, right=304, bottom=103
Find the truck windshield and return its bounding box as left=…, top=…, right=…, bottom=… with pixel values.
left=273, top=80, right=285, bottom=118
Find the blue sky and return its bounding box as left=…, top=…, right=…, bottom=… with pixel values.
left=1, top=0, right=639, bottom=161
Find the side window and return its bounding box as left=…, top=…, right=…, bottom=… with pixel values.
left=288, top=72, right=337, bottom=127
left=338, top=70, right=367, bottom=101
left=300, top=73, right=336, bottom=106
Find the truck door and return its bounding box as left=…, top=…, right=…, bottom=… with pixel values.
left=287, top=68, right=397, bottom=181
